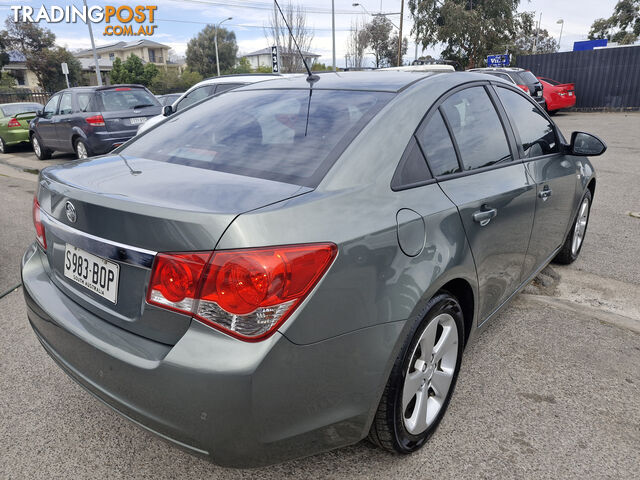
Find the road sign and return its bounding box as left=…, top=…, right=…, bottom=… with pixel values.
left=61, top=62, right=69, bottom=74
left=271, top=46, right=279, bottom=73
left=487, top=54, right=510, bottom=67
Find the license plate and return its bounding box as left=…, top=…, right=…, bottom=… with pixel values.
left=568, top=91, right=573, bottom=96
left=130, top=117, right=147, bottom=125
left=536, top=90, right=542, bottom=97
left=64, top=244, right=119, bottom=303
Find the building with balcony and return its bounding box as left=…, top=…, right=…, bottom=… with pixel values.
left=74, top=39, right=183, bottom=72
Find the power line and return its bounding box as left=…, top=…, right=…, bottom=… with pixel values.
left=157, top=18, right=356, bottom=32
left=160, top=0, right=364, bottom=15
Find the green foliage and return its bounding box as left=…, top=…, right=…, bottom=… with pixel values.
left=224, top=56, right=252, bottom=75
left=362, top=17, right=408, bottom=68
left=254, top=65, right=273, bottom=73
left=589, top=0, right=640, bottom=44
left=109, top=55, right=159, bottom=87
left=0, top=72, right=16, bottom=90
left=409, top=0, right=525, bottom=69
left=150, top=68, right=203, bottom=95
left=311, top=62, right=330, bottom=71
left=186, top=25, right=238, bottom=77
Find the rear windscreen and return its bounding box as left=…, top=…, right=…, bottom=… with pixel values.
left=99, top=88, right=159, bottom=111
left=120, top=89, right=392, bottom=187
left=516, top=71, right=538, bottom=84
left=1, top=104, right=42, bottom=116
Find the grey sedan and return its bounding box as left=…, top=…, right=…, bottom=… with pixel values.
left=22, top=71, right=605, bottom=467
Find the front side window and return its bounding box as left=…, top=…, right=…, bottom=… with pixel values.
left=43, top=94, right=60, bottom=117
left=416, top=110, right=460, bottom=176
left=121, top=89, right=391, bottom=186
left=175, top=86, right=213, bottom=111
left=59, top=93, right=73, bottom=115
left=496, top=87, right=559, bottom=158
left=440, top=87, right=512, bottom=171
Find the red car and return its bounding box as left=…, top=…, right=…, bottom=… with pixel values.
left=537, top=77, right=576, bottom=114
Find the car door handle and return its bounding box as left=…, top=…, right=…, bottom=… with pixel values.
left=472, top=207, right=498, bottom=227
left=538, top=186, right=553, bottom=201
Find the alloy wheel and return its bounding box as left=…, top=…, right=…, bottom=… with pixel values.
left=33, top=137, right=41, bottom=157
left=76, top=142, right=88, bottom=159
left=571, top=197, right=590, bottom=256
left=402, top=313, right=459, bottom=435
left=0, top=138, right=5, bottom=153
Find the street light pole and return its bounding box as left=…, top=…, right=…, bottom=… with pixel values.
left=83, top=0, right=102, bottom=86
left=332, top=0, right=336, bottom=71
left=557, top=19, right=564, bottom=51
left=397, top=0, right=404, bottom=66
left=214, top=17, right=232, bottom=77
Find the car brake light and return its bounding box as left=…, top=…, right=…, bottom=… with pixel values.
left=85, top=115, right=105, bottom=126
left=32, top=196, right=46, bottom=250
left=518, top=85, right=530, bottom=94
left=115, top=87, right=131, bottom=91
left=147, top=243, right=337, bottom=341
left=8, top=118, right=21, bottom=128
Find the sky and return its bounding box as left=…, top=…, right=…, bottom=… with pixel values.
left=1, top=0, right=623, bottom=67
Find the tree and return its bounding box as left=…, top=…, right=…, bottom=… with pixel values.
left=264, top=1, right=314, bottom=73
left=3, top=17, right=81, bottom=90
left=385, top=34, right=409, bottom=66
left=365, top=16, right=393, bottom=68
left=589, top=0, right=640, bottom=45
left=186, top=25, right=238, bottom=77
left=346, top=18, right=370, bottom=68
left=150, top=68, right=203, bottom=95
left=225, top=56, right=252, bottom=75
left=409, top=0, right=525, bottom=69
left=510, top=12, right=558, bottom=56
left=109, top=55, right=158, bottom=86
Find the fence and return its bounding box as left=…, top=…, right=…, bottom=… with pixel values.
left=516, top=45, right=640, bottom=110
left=0, top=90, right=53, bottom=106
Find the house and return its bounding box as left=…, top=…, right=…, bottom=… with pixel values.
left=78, top=57, right=113, bottom=86
left=242, top=47, right=320, bottom=71
left=74, top=39, right=183, bottom=72
left=1, top=52, right=40, bottom=89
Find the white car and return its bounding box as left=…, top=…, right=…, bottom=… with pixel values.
left=137, top=74, right=295, bottom=135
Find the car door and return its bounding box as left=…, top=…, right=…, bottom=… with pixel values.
left=418, top=84, right=536, bottom=323
left=494, top=85, right=577, bottom=277
left=54, top=92, right=75, bottom=152
left=36, top=93, right=61, bottom=148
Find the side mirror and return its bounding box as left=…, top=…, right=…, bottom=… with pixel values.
left=162, top=105, right=173, bottom=117
left=36, top=109, right=43, bottom=117
left=569, top=131, right=607, bottom=156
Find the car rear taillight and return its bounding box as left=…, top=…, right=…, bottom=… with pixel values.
left=147, top=244, right=337, bottom=341
left=518, top=85, right=530, bottom=94
left=85, top=115, right=105, bottom=126
left=32, top=196, right=46, bottom=250
left=8, top=118, right=21, bottom=128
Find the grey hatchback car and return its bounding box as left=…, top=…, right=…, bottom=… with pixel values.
left=22, top=72, right=606, bottom=467
left=30, top=84, right=161, bottom=160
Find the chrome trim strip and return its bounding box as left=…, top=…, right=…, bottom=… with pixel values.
left=41, top=210, right=157, bottom=268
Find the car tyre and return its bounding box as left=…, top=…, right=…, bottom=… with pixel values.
left=368, top=292, right=465, bottom=453
left=0, top=137, right=8, bottom=154
left=553, top=190, right=592, bottom=265
left=31, top=134, right=51, bottom=160
left=74, top=138, right=91, bottom=159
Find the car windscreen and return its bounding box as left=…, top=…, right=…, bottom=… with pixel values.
left=120, top=89, right=392, bottom=187
left=1, top=103, right=42, bottom=116
left=98, top=88, right=159, bottom=111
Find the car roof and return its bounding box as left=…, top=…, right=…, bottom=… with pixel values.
left=194, top=74, right=301, bottom=87
left=238, top=71, right=444, bottom=93
left=469, top=67, right=526, bottom=72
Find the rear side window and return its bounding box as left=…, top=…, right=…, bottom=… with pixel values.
left=440, top=87, right=512, bottom=170
left=416, top=111, right=460, bottom=176
left=77, top=93, right=93, bottom=112
left=496, top=87, right=559, bottom=158
left=391, top=137, right=432, bottom=190
left=98, top=88, right=158, bottom=112
left=121, top=89, right=391, bottom=187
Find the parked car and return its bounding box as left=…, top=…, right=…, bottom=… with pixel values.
left=469, top=67, right=546, bottom=109
left=155, top=93, right=183, bottom=106
left=22, top=71, right=605, bottom=467
left=0, top=102, right=43, bottom=153
left=538, top=77, right=576, bottom=114
left=30, top=84, right=162, bottom=160
left=137, top=74, right=291, bottom=135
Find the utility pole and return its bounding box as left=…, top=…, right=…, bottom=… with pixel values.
left=533, top=12, right=542, bottom=53
left=332, top=0, right=336, bottom=71
left=83, top=0, right=102, bottom=86
left=397, top=0, right=404, bottom=66
left=557, top=19, right=564, bottom=51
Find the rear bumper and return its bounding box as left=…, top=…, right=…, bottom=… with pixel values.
left=21, top=243, right=401, bottom=467
left=2, top=127, right=30, bottom=145
left=86, top=130, right=136, bottom=155
left=547, top=94, right=576, bottom=111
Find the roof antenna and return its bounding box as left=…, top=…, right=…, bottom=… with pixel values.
left=273, top=0, right=319, bottom=84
